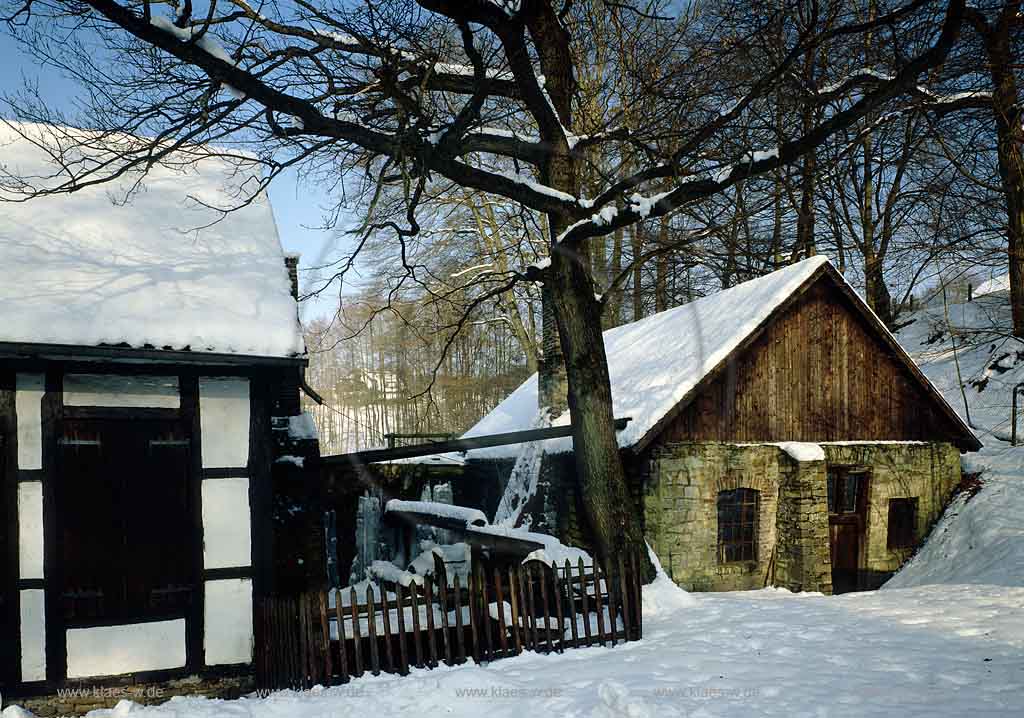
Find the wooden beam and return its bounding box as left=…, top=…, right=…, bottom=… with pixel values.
left=0, top=341, right=307, bottom=369
left=320, top=417, right=632, bottom=466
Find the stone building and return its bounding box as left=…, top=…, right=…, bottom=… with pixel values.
left=0, top=123, right=310, bottom=710
left=417, top=257, right=979, bottom=595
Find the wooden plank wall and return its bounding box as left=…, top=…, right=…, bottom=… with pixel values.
left=662, top=281, right=964, bottom=445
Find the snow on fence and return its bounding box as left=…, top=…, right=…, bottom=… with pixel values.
left=254, top=549, right=645, bottom=690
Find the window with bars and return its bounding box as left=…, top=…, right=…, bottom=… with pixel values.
left=887, top=497, right=919, bottom=549
left=717, top=488, right=759, bottom=563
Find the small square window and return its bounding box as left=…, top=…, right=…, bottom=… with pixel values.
left=887, top=497, right=919, bottom=549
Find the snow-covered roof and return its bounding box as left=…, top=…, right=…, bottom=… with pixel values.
left=0, top=122, right=304, bottom=359
left=456, top=257, right=830, bottom=459
left=435, top=255, right=977, bottom=461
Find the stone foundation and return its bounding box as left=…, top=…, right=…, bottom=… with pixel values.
left=13, top=674, right=254, bottom=717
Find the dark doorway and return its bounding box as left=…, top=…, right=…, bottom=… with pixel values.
left=57, top=419, right=195, bottom=624
left=827, top=467, right=869, bottom=594
left=0, top=434, right=14, bottom=687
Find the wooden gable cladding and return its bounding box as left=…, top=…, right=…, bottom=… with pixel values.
left=656, top=273, right=976, bottom=449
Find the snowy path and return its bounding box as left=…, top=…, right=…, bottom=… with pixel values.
left=11, top=584, right=1021, bottom=718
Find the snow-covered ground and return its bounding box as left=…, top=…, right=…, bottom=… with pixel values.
left=7, top=582, right=1019, bottom=718
left=6, top=293, right=1024, bottom=718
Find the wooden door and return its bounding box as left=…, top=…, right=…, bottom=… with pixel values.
left=58, top=419, right=194, bottom=624
left=828, top=468, right=869, bottom=594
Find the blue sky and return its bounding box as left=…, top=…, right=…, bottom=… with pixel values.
left=0, top=33, right=344, bottom=320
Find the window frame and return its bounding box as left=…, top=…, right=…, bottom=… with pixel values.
left=717, top=487, right=760, bottom=564
left=827, top=467, right=869, bottom=516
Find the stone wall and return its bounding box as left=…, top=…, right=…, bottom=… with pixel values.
left=644, top=443, right=788, bottom=592
left=821, top=442, right=961, bottom=583
left=773, top=458, right=832, bottom=594
left=643, top=441, right=962, bottom=594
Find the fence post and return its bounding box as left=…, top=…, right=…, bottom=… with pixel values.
left=452, top=574, right=467, bottom=663
left=467, top=567, right=481, bottom=661
left=434, top=556, right=453, bottom=666
left=350, top=587, right=364, bottom=677
left=335, top=589, right=349, bottom=683
left=318, top=589, right=333, bottom=683
left=577, top=558, right=592, bottom=647
left=604, top=556, right=618, bottom=643
left=410, top=583, right=425, bottom=667
left=564, top=560, right=579, bottom=649
left=617, top=553, right=632, bottom=643
left=424, top=577, right=439, bottom=667
left=367, top=584, right=381, bottom=675
left=593, top=562, right=607, bottom=646
left=493, top=567, right=509, bottom=657
left=508, top=565, right=522, bottom=654
left=395, top=583, right=410, bottom=675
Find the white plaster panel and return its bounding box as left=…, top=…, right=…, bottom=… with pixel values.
left=199, top=377, right=250, bottom=468
left=202, top=477, right=252, bottom=569
left=16, top=373, right=44, bottom=470
left=204, top=578, right=253, bottom=665
left=64, top=373, right=180, bottom=408
left=20, top=589, right=46, bottom=682
left=66, top=620, right=187, bottom=678
left=18, top=481, right=44, bottom=579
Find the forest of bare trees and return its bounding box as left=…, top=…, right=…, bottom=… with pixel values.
left=2, top=0, right=1019, bottom=555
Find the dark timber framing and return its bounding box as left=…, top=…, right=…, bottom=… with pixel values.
left=1, top=372, right=17, bottom=687
left=181, top=372, right=205, bottom=674
left=42, top=369, right=64, bottom=683
left=0, top=356, right=302, bottom=698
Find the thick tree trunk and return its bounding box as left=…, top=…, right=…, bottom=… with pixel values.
left=863, top=247, right=893, bottom=326
left=547, top=246, right=647, bottom=559
left=984, top=17, right=1024, bottom=336
left=526, top=1, right=647, bottom=562
left=794, top=151, right=817, bottom=259
left=538, top=284, right=568, bottom=413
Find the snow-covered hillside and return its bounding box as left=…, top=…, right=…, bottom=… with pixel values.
left=884, top=294, right=1024, bottom=589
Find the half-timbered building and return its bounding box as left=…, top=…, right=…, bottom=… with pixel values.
left=0, top=123, right=307, bottom=703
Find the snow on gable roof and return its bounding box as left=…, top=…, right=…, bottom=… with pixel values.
left=0, top=122, right=304, bottom=359
left=459, top=256, right=831, bottom=459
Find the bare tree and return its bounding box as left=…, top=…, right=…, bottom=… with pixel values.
left=1, top=0, right=971, bottom=558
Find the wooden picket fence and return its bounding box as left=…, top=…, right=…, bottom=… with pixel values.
left=254, top=549, right=644, bottom=690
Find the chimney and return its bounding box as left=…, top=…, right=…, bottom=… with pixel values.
left=284, top=253, right=300, bottom=301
